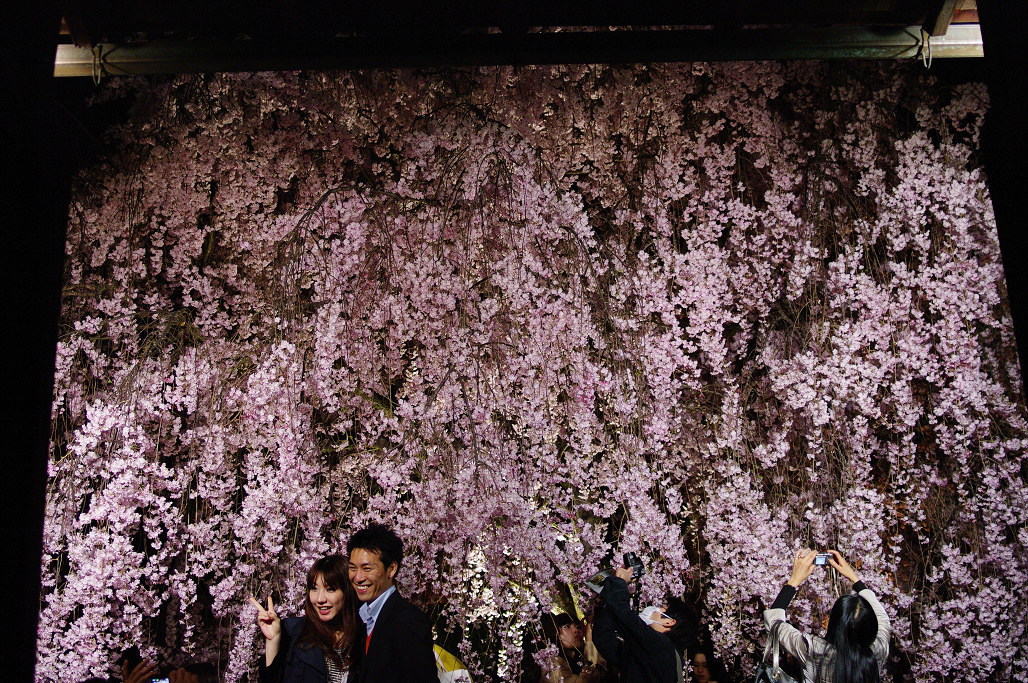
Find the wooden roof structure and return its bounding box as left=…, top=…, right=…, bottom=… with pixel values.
left=54, top=0, right=981, bottom=77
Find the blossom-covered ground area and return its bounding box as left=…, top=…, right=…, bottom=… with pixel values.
left=39, top=62, right=1028, bottom=682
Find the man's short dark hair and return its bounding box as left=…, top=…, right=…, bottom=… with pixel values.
left=347, top=523, right=404, bottom=574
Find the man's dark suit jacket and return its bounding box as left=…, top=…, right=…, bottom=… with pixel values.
left=357, top=590, right=437, bottom=683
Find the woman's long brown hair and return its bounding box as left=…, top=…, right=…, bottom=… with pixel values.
left=298, top=554, right=359, bottom=669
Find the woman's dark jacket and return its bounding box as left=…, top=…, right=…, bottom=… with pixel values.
left=260, top=617, right=354, bottom=683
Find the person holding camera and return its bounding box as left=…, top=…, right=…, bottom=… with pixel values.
left=764, top=549, right=890, bottom=683
left=591, top=557, right=698, bottom=682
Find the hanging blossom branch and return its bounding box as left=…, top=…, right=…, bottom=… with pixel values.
left=39, top=64, right=1026, bottom=682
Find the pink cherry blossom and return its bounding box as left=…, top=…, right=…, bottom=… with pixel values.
left=39, top=64, right=1025, bottom=682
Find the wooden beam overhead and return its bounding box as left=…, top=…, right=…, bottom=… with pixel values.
left=52, top=24, right=984, bottom=77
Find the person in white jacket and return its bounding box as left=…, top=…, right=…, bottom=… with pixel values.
left=763, top=549, right=890, bottom=683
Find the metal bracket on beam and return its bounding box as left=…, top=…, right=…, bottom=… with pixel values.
left=53, top=24, right=984, bottom=78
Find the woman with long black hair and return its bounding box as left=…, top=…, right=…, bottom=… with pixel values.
left=764, top=549, right=890, bottom=683
left=251, top=554, right=361, bottom=683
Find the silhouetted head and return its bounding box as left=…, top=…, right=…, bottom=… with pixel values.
left=688, top=647, right=731, bottom=683
left=826, top=594, right=878, bottom=649
left=822, top=593, right=881, bottom=683
left=662, top=597, right=699, bottom=654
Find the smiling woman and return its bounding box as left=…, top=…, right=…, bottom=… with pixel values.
left=310, top=575, right=345, bottom=622
left=251, top=555, right=360, bottom=683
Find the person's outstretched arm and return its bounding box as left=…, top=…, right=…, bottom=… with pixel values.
left=599, top=571, right=669, bottom=652
left=591, top=603, right=624, bottom=672
left=762, top=549, right=816, bottom=664
left=250, top=595, right=290, bottom=683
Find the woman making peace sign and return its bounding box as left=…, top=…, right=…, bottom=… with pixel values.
left=251, top=555, right=361, bottom=683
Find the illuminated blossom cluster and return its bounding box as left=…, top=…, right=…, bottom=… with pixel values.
left=38, top=64, right=1027, bottom=682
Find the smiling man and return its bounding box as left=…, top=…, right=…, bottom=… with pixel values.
left=346, top=524, right=437, bottom=683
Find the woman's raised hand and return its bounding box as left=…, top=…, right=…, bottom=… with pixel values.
left=249, top=595, right=282, bottom=642
left=787, top=548, right=817, bottom=587
left=827, top=550, right=860, bottom=584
